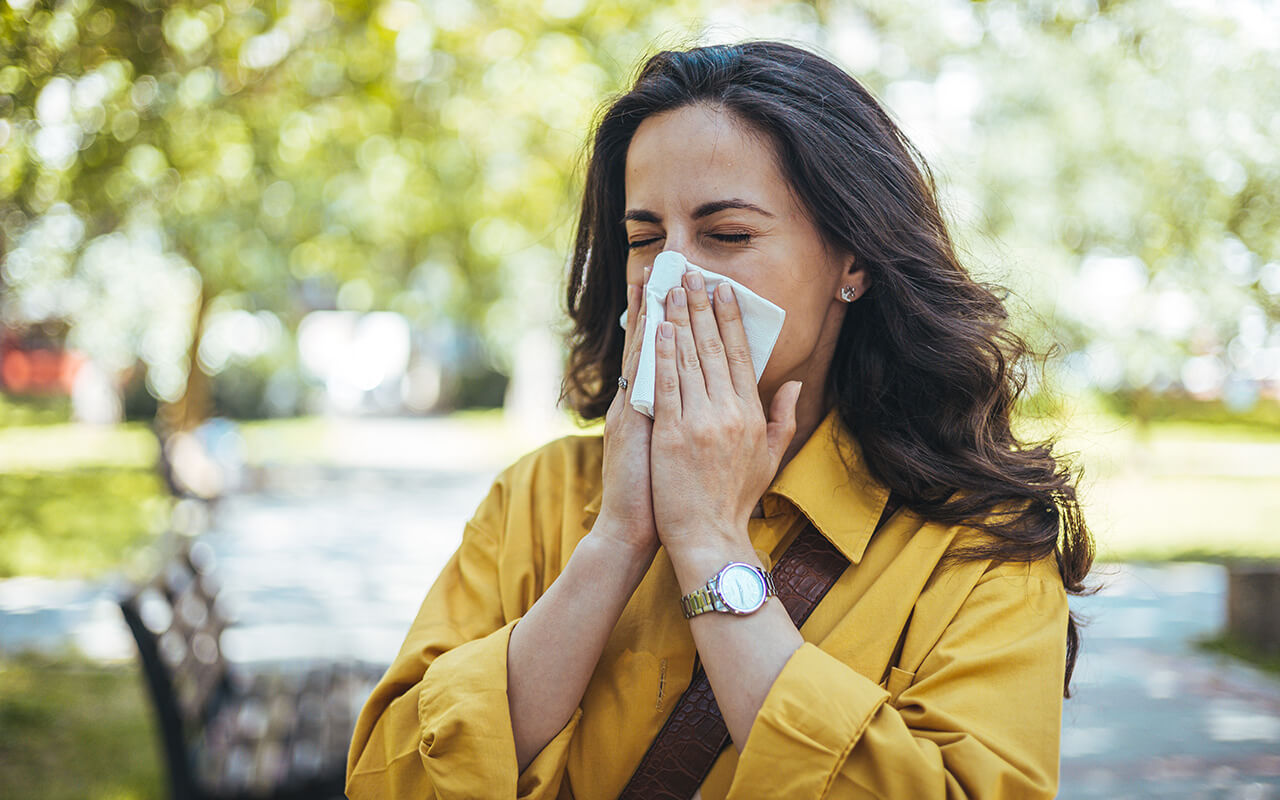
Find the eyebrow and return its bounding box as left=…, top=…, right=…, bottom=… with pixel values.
left=620, top=198, right=776, bottom=225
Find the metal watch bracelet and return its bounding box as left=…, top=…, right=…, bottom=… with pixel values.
left=679, top=564, right=777, bottom=619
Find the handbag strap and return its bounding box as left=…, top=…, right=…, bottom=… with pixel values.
left=618, top=491, right=903, bottom=800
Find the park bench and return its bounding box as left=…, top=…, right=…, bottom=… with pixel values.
left=118, top=534, right=385, bottom=800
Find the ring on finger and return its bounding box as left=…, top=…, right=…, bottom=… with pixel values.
left=618, top=376, right=629, bottom=391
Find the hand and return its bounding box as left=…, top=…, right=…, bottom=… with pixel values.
left=595, top=267, right=661, bottom=558
left=649, top=269, right=803, bottom=554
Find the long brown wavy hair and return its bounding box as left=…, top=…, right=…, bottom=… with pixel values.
left=557, top=40, right=1094, bottom=697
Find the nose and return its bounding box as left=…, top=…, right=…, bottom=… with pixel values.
left=659, top=229, right=697, bottom=262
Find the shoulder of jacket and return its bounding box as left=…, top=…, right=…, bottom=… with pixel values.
left=493, top=431, right=603, bottom=494
left=913, top=496, right=1066, bottom=598
left=976, top=552, right=1066, bottom=591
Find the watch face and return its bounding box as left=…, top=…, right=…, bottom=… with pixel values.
left=718, top=564, right=767, bottom=613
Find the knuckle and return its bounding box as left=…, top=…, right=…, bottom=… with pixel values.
left=654, top=426, right=680, bottom=448
left=657, top=374, right=680, bottom=394
left=699, top=335, right=725, bottom=358
left=689, top=419, right=715, bottom=446
left=679, top=350, right=701, bottom=372
left=725, top=343, right=752, bottom=364
left=720, top=413, right=743, bottom=437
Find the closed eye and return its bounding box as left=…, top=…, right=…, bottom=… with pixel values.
left=626, top=233, right=752, bottom=250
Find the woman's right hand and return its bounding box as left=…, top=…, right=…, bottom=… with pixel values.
left=595, top=267, right=660, bottom=558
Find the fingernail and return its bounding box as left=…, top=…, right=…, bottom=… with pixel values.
left=672, top=287, right=686, bottom=307
left=686, top=271, right=703, bottom=291
left=716, top=282, right=734, bottom=303
left=660, top=321, right=674, bottom=339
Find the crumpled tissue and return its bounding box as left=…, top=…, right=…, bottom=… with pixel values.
left=617, top=250, right=786, bottom=417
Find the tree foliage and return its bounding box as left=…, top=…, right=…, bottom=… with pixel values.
left=0, top=0, right=708, bottom=421
left=2, top=0, right=1277, bottom=423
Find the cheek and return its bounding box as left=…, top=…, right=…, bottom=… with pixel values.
left=623, top=257, right=641, bottom=285
left=770, top=320, right=815, bottom=365
left=766, top=294, right=832, bottom=362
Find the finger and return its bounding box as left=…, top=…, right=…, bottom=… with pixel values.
left=624, top=279, right=642, bottom=360
left=766, top=380, right=803, bottom=469
left=625, top=312, right=646, bottom=398
left=640, top=265, right=651, bottom=330
left=665, top=286, right=708, bottom=406
left=653, top=320, right=681, bottom=420
left=712, top=282, right=757, bottom=399
left=615, top=319, right=649, bottom=424
left=611, top=285, right=638, bottom=410
left=682, top=270, right=734, bottom=400
left=624, top=266, right=653, bottom=364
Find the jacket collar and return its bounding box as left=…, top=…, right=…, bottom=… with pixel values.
left=582, top=406, right=890, bottom=565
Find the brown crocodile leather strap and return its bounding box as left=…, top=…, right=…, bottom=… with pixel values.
left=617, top=492, right=903, bottom=800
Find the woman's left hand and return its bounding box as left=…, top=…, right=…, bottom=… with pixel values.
left=648, top=268, right=803, bottom=555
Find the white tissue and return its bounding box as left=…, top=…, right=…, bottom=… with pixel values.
left=617, top=251, right=786, bottom=418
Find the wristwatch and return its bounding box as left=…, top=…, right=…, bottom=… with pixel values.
left=680, top=562, right=777, bottom=619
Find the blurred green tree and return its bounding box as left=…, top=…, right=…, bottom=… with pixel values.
left=3, top=0, right=1276, bottom=429
left=0, top=0, right=707, bottom=426
left=810, top=0, right=1279, bottom=425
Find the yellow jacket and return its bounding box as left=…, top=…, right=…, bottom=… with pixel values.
left=347, top=406, right=1068, bottom=799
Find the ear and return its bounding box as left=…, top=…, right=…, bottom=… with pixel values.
left=837, top=257, right=871, bottom=300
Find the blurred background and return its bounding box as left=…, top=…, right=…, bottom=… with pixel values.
left=1, top=0, right=1278, bottom=798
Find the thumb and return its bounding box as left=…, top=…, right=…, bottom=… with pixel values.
left=765, top=380, right=803, bottom=466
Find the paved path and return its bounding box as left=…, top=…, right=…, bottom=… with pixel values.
left=1059, top=563, right=1280, bottom=798
left=2, top=464, right=1278, bottom=797
left=0, top=464, right=494, bottom=664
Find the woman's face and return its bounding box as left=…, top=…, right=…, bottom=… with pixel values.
left=623, top=102, right=870, bottom=404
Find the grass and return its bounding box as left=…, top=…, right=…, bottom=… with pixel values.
left=1016, top=395, right=1280, bottom=563
left=1196, top=633, right=1280, bottom=677
left=0, top=422, right=157, bottom=472
left=0, top=652, right=163, bottom=800
left=235, top=407, right=592, bottom=471
left=0, top=396, right=1277, bottom=579
left=0, top=394, right=72, bottom=428
left=0, top=469, right=171, bottom=579
left=1081, top=473, right=1280, bottom=562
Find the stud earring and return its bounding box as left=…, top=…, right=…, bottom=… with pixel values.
left=839, top=285, right=857, bottom=302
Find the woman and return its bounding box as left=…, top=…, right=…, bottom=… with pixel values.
left=347, top=40, right=1093, bottom=799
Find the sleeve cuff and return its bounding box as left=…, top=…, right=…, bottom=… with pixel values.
left=418, top=618, right=583, bottom=799
left=728, top=642, right=890, bottom=797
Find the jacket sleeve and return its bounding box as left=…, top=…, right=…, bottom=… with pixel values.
left=345, top=467, right=583, bottom=800
left=725, top=556, right=1069, bottom=799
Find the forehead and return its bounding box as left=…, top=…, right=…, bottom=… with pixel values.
left=623, top=104, right=792, bottom=211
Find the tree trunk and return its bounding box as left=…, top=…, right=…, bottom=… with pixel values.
left=158, top=286, right=212, bottom=434
left=1227, top=563, right=1280, bottom=655
left=1132, top=385, right=1153, bottom=441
